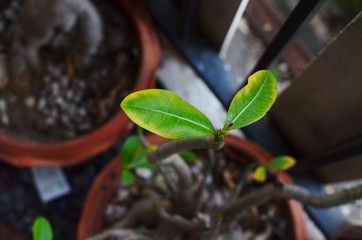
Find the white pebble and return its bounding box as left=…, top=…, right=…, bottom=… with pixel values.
left=1, top=114, right=9, bottom=125
left=24, top=96, right=36, bottom=108
left=37, top=98, right=46, bottom=110
left=0, top=99, right=6, bottom=111
left=51, top=83, right=60, bottom=96
left=135, top=168, right=153, bottom=180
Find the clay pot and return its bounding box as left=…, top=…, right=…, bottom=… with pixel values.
left=78, top=134, right=308, bottom=239
left=0, top=0, right=160, bottom=167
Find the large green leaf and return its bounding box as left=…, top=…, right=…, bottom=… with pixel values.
left=223, top=70, right=277, bottom=132
left=33, top=216, right=53, bottom=240
left=121, top=89, right=215, bottom=139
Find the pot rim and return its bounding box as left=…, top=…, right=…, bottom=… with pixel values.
left=0, top=0, right=160, bottom=167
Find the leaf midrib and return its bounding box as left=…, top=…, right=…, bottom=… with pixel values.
left=127, top=104, right=214, bottom=133
left=229, top=73, right=269, bottom=124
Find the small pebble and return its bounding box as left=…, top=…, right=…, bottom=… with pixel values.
left=1, top=114, right=9, bottom=125
left=0, top=99, right=6, bottom=111
left=65, top=90, right=74, bottom=100
left=37, top=98, right=46, bottom=110
left=117, top=188, right=130, bottom=202
left=45, top=117, right=55, bottom=126
left=78, top=108, right=87, bottom=116
left=24, top=96, right=36, bottom=108
left=135, top=168, right=153, bottom=180
left=60, top=76, right=69, bottom=88
left=61, top=115, right=70, bottom=125
left=47, top=65, right=62, bottom=77
left=105, top=204, right=126, bottom=222
left=55, top=96, right=64, bottom=106
left=50, top=108, right=59, bottom=118
left=51, top=82, right=60, bottom=96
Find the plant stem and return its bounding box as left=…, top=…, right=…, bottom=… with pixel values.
left=158, top=209, right=206, bottom=234
left=221, top=182, right=362, bottom=225
left=231, top=162, right=259, bottom=202
left=278, top=183, right=362, bottom=207
left=147, top=136, right=219, bottom=163
left=194, top=149, right=215, bottom=213
left=137, top=126, right=149, bottom=147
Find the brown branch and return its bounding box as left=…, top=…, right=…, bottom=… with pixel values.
left=221, top=182, right=362, bottom=225
left=193, top=149, right=215, bottom=213
left=88, top=229, right=152, bottom=240
left=231, top=162, right=259, bottom=202
left=161, top=155, right=194, bottom=218
left=221, top=184, right=276, bottom=225
left=278, top=183, right=362, bottom=208
left=158, top=209, right=209, bottom=235
left=147, top=136, right=219, bottom=163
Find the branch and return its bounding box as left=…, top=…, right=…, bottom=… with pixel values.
left=147, top=136, right=218, bottom=163
left=193, top=149, right=215, bottom=213
left=221, top=184, right=275, bottom=225
left=278, top=183, right=362, bottom=208
left=88, top=229, right=151, bottom=240
left=161, top=155, right=194, bottom=218
left=158, top=209, right=209, bottom=235
left=221, top=182, right=362, bottom=225
left=231, top=162, right=259, bottom=202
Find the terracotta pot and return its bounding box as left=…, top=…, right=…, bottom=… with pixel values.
left=0, top=0, right=160, bottom=167
left=78, top=135, right=308, bottom=240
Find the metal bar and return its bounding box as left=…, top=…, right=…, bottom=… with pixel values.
left=247, top=0, right=325, bottom=81
left=182, top=0, right=202, bottom=43
left=241, top=0, right=326, bottom=155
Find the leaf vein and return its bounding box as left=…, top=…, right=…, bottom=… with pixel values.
left=128, top=105, right=214, bottom=133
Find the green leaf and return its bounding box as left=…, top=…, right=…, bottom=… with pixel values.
left=223, top=70, right=277, bottom=132
left=179, top=151, right=197, bottom=164
left=121, top=135, right=142, bottom=166
left=121, top=89, right=215, bottom=139
left=122, top=169, right=135, bottom=185
left=127, top=145, right=156, bottom=169
left=266, top=156, right=296, bottom=171
left=254, top=165, right=267, bottom=182
left=33, top=216, right=53, bottom=240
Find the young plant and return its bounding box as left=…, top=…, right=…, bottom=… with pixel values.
left=120, top=135, right=155, bottom=185
left=93, top=69, right=362, bottom=239
left=32, top=216, right=53, bottom=240
left=121, top=70, right=277, bottom=148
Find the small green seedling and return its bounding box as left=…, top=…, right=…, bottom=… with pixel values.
left=120, top=135, right=155, bottom=185
left=121, top=70, right=296, bottom=178
left=90, top=69, right=362, bottom=239
left=120, top=135, right=198, bottom=184
left=254, top=156, right=296, bottom=182
left=33, top=216, right=53, bottom=240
